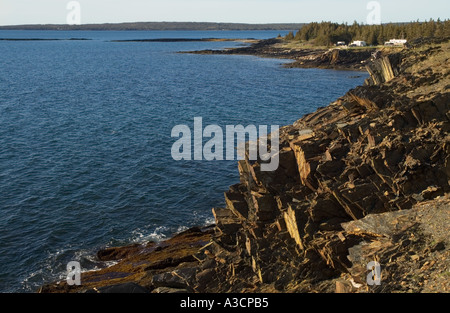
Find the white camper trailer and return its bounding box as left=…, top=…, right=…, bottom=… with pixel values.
left=385, top=39, right=407, bottom=46
left=349, top=40, right=367, bottom=47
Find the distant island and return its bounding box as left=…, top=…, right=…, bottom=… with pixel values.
left=0, top=21, right=305, bottom=31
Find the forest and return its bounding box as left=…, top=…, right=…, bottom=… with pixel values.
left=284, top=19, right=450, bottom=46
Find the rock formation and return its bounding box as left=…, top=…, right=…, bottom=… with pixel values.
left=39, top=37, right=450, bottom=293
left=193, top=38, right=449, bottom=293
left=186, top=38, right=377, bottom=71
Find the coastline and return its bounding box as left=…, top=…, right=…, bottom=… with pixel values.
left=181, top=38, right=382, bottom=71
left=39, top=36, right=450, bottom=293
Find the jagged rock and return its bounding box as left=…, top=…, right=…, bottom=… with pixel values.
left=290, top=139, right=324, bottom=190
left=151, top=267, right=198, bottom=290
left=341, top=210, right=416, bottom=238
left=193, top=39, right=450, bottom=293
left=212, top=207, right=242, bottom=245
left=97, top=243, right=148, bottom=261
left=249, top=191, right=278, bottom=222
left=224, top=188, right=249, bottom=220
left=39, top=38, right=450, bottom=294
left=335, top=280, right=354, bottom=293
left=365, top=53, right=402, bottom=86
left=308, top=194, right=348, bottom=223
left=85, top=282, right=149, bottom=293
left=152, top=287, right=189, bottom=293
left=151, top=272, right=188, bottom=289
left=284, top=204, right=306, bottom=250
left=341, top=195, right=450, bottom=292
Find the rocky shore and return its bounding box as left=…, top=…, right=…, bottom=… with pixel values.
left=39, top=37, right=450, bottom=293
left=110, top=38, right=259, bottom=43
left=183, top=38, right=380, bottom=71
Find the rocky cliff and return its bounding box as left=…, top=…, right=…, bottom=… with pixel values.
left=195, top=37, right=450, bottom=293
left=39, top=38, right=450, bottom=293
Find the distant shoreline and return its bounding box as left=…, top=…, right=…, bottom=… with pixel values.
left=109, top=38, right=258, bottom=43
left=0, top=22, right=304, bottom=31
left=0, top=37, right=92, bottom=41
left=0, top=37, right=258, bottom=44
left=183, top=38, right=378, bottom=71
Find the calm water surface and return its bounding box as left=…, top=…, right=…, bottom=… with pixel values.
left=0, top=30, right=368, bottom=292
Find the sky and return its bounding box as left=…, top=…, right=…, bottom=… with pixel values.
left=0, top=0, right=449, bottom=26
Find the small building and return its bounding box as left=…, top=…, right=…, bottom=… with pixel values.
left=349, top=40, right=367, bottom=47
left=385, top=39, right=407, bottom=46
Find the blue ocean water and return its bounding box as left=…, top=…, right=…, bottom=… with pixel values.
left=0, top=30, right=368, bottom=292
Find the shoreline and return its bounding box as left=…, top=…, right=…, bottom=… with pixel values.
left=39, top=36, right=450, bottom=293
left=181, top=38, right=382, bottom=71
left=109, top=38, right=258, bottom=43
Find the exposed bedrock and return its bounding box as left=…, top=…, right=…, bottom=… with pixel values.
left=192, top=39, right=450, bottom=293
left=39, top=38, right=450, bottom=294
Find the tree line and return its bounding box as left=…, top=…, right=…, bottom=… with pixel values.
left=284, top=19, right=450, bottom=46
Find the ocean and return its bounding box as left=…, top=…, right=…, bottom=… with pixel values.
left=0, top=30, right=368, bottom=292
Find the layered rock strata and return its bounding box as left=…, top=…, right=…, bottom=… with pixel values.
left=40, top=38, right=450, bottom=293
left=191, top=38, right=450, bottom=293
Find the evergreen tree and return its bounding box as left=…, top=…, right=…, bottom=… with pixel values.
left=290, top=20, right=447, bottom=46
left=285, top=31, right=295, bottom=40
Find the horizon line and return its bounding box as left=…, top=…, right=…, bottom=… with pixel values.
left=0, top=18, right=447, bottom=28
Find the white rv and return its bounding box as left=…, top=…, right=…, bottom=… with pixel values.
left=385, top=39, right=407, bottom=46
left=349, top=40, right=367, bottom=47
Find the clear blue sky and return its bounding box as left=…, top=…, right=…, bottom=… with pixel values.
left=0, top=0, right=448, bottom=26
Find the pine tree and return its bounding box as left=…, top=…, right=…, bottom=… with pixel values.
left=285, top=31, right=295, bottom=40
left=290, top=20, right=446, bottom=45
